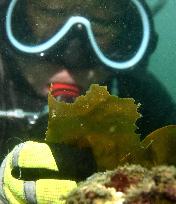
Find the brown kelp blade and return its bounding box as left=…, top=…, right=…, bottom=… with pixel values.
left=125, top=125, right=176, bottom=167
left=141, top=125, right=176, bottom=166
left=46, top=84, right=140, bottom=171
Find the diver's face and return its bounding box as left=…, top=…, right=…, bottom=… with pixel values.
left=15, top=0, right=129, bottom=96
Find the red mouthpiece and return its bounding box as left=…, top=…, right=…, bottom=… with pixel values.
left=50, top=83, right=80, bottom=100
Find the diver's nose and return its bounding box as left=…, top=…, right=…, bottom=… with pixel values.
left=61, top=38, right=91, bottom=68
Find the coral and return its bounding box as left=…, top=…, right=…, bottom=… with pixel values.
left=66, top=165, right=176, bottom=204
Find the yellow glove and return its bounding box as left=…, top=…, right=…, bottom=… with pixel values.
left=0, top=141, right=77, bottom=204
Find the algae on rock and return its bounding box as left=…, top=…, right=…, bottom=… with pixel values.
left=66, top=165, right=176, bottom=204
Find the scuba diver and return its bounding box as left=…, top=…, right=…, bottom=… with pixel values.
left=0, top=0, right=176, bottom=202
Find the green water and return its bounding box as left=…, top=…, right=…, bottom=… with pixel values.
left=148, top=0, right=176, bottom=102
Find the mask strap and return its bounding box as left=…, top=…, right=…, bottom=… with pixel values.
left=6, top=0, right=150, bottom=70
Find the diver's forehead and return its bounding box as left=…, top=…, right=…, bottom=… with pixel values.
left=28, top=0, right=129, bottom=19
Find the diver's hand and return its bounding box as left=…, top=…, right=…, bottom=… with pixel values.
left=0, top=141, right=77, bottom=203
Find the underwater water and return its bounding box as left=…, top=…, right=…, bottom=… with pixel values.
left=148, top=0, right=176, bottom=103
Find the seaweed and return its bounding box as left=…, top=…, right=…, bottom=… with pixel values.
left=45, top=84, right=176, bottom=170
left=127, top=125, right=176, bottom=167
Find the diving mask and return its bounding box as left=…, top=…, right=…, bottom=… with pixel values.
left=6, top=0, right=150, bottom=70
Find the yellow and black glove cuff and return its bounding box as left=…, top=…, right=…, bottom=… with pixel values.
left=0, top=141, right=77, bottom=204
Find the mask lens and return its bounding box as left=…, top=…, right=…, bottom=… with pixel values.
left=91, top=3, right=143, bottom=62
left=10, top=0, right=69, bottom=45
